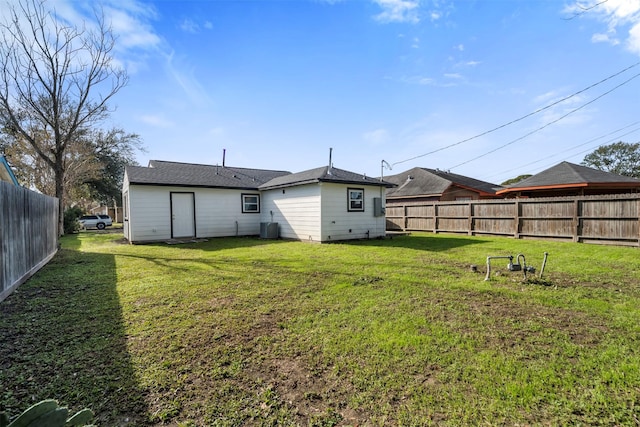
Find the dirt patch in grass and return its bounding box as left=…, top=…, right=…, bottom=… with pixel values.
left=453, top=290, right=611, bottom=349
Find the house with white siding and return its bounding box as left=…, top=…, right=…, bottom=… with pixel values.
left=259, top=166, right=393, bottom=242
left=123, top=160, right=394, bottom=243
left=122, top=161, right=290, bottom=243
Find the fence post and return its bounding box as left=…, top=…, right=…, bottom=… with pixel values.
left=514, top=199, right=521, bottom=239
left=468, top=201, right=474, bottom=236
left=403, top=204, right=408, bottom=231
left=637, top=198, right=640, bottom=247
left=573, top=199, right=580, bottom=242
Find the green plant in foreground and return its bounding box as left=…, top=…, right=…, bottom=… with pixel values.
left=0, top=400, right=93, bottom=427
left=63, top=206, right=83, bottom=235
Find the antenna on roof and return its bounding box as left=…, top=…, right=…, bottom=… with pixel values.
left=222, top=149, right=226, bottom=167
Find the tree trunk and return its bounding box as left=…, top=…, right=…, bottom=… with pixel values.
left=55, top=161, right=65, bottom=237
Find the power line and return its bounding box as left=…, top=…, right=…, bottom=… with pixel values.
left=447, top=71, right=640, bottom=170
left=391, top=61, right=640, bottom=168
left=483, top=121, right=640, bottom=181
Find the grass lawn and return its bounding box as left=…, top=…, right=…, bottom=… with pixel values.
left=1, top=231, right=639, bottom=426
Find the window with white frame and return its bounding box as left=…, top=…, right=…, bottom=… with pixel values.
left=242, top=193, right=260, bottom=213
left=347, top=188, right=364, bottom=212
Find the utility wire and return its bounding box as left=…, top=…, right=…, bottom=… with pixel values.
left=482, top=121, right=640, bottom=180
left=487, top=122, right=640, bottom=178
left=447, top=71, right=640, bottom=170
left=391, top=61, right=640, bottom=168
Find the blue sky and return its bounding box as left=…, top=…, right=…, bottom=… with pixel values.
left=49, top=0, right=640, bottom=184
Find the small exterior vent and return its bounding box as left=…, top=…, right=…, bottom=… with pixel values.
left=260, top=222, right=279, bottom=239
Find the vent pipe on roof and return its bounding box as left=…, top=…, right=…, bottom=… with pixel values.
left=328, top=147, right=333, bottom=175
left=223, top=149, right=226, bottom=167
left=381, top=160, right=392, bottom=182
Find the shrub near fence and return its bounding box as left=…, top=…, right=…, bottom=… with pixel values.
left=0, top=181, right=59, bottom=302
left=386, top=193, right=640, bottom=246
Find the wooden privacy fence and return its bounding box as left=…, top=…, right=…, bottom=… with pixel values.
left=386, top=193, right=640, bottom=246
left=1, top=181, right=59, bottom=302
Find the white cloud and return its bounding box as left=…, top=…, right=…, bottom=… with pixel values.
left=568, top=0, right=640, bottom=55
left=53, top=1, right=211, bottom=106
left=179, top=18, right=200, bottom=34
left=533, top=90, right=563, bottom=105
left=178, top=18, right=213, bottom=33
left=3, top=0, right=163, bottom=74
left=140, top=114, right=175, bottom=128
left=106, top=6, right=162, bottom=50
left=604, top=0, right=640, bottom=18
left=363, top=128, right=390, bottom=145
left=444, top=73, right=462, bottom=80
left=208, top=127, right=225, bottom=136
left=630, top=19, right=640, bottom=54
left=534, top=92, right=594, bottom=127
left=164, top=51, right=213, bottom=107
left=373, top=0, right=420, bottom=24
left=396, top=73, right=467, bottom=87
left=591, top=32, right=621, bottom=45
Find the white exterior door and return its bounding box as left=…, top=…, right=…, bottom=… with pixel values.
left=171, top=192, right=195, bottom=238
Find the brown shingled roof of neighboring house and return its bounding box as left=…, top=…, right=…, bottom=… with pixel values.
left=496, top=161, right=640, bottom=195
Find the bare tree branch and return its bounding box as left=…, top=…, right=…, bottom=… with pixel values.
left=0, top=0, right=129, bottom=235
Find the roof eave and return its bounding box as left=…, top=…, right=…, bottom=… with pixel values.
left=497, top=182, right=589, bottom=194
left=387, top=192, right=443, bottom=199
left=496, top=181, right=640, bottom=195
left=450, top=183, right=499, bottom=196
left=128, top=182, right=261, bottom=191
left=317, top=177, right=394, bottom=188
left=259, top=178, right=320, bottom=190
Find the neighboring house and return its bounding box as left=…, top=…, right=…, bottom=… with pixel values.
left=384, top=167, right=502, bottom=205
left=0, top=155, right=19, bottom=186
left=497, top=161, right=640, bottom=198
left=123, top=160, right=394, bottom=243
left=259, top=165, right=395, bottom=242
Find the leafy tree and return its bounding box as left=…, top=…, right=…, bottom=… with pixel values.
left=84, top=128, right=143, bottom=206
left=1, top=126, right=142, bottom=208
left=0, top=0, right=128, bottom=235
left=501, top=174, right=532, bottom=186
left=582, top=141, right=640, bottom=178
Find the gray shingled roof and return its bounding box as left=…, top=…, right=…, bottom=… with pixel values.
left=385, top=167, right=501, bottom=198
left=259, top=166, right=395, bottom=190
left=126, top=160, right=291, bottom=189
left=502, top=161, right=640, bottom=190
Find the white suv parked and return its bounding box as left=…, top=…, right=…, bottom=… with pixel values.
left=79, top=214, right=112, bottom=230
